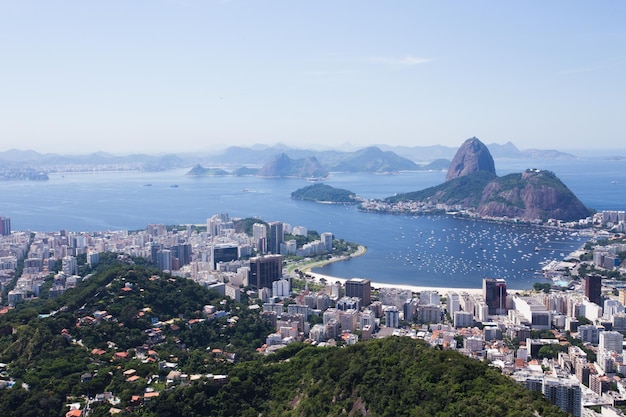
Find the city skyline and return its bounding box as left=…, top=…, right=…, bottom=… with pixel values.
left=2, top=1, right=625, bottom=154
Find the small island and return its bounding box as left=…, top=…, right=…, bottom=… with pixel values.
left=185, top=164, right=229, bottom=176
left=291, top=183, right=361, bottom=204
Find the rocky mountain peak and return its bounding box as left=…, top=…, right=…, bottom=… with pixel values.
left=446, top=137, right=496, bottom=181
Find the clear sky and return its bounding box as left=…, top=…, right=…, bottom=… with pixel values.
left=1, top=0, right=625, bottom=154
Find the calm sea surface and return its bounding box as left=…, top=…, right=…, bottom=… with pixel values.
left=1, top=157, right=625, bottom=290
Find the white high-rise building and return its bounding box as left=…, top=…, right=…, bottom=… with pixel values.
left=542, top=376, right=581, bottom=417
left=360, top=309, right=376, bottom=330
left=321, top=232, right=333, bottom=252
left=447, top=291, right=461, bottom=316
left=420, top=290, right=440, bottom=305
left=252, top=223, right=267, bottom=253
left=272, top=278, right=290, bottom=299
left=604, top=299, right=625, bottom=321
left=454, top=311, right=474, bottom=328
left=62, top=255, right=78, bottom=275
left=599, top=331, right=623, bottom=354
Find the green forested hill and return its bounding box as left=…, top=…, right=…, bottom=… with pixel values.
left=0, top=255, right=272, bottom=417
left=138, top=338, right=567, bottom=417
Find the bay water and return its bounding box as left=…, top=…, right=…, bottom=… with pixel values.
left=1, top=157, right=624, bottom=290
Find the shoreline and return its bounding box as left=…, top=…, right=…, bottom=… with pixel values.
left=292, top=245, right=367, bottom=275
left=304, top=271, right=529, bottom=297
left=292, top=245, right=528, bottom=296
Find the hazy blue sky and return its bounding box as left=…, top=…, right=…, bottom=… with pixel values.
left=1, top=1, right=625, bottom=154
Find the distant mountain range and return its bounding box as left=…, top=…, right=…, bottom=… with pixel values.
left=0, top=141, right=576, bottom=179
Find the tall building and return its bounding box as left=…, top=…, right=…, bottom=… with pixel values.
left=345, top=278, right=371, bottom=306
left=62, top=255, right=78, bottom=275
left=248, top=255, right=283, bottom=289
left=599, top=331, right=623, bottom=354
left=403, top=298, right=418, bottom=322
left=156, top=249, right=172, bottom=271
left=252, top=223, right=267, bottom=253
left=418, top=304, right=442, bottom=324
left=212, top=245, right=239, bottom=269
left=447, top=291, right=461, bottom=315
left=542, top=376, right=581, bottom=417
left=577, top=325, right=600, bottom=345
left=172, top=244, right=192, bottom=266
left=87, top=251, right=99, bottom=268
left=0, top=216, right=11, bottom=236
left=321, top=232, right=333, bottom=252
left=385, top=306, right=399, bottom=328
left=272, top=278, right=290, bottom=299
left=585, top=274, right=602, bottom=306
left=268, top=222, right=284, bottom=255
left=454, top=311, right=474, bottom=328
left=483, top=278, right=507, bottom=315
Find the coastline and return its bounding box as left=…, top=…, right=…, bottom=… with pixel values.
left=293, top=245, right=530, bottom=296
left=306, top=271, right=484, bottom=296
left=292, top=245, right=367, bottom=275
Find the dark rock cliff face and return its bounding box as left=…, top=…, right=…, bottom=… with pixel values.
left=257, top=153, right=328, bottom=178
left=446, top=137, right=496, bottom=181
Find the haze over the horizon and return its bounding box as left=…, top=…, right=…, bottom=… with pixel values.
left=1, top=1, right=625, bottom=154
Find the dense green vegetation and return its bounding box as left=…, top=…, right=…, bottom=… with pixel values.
left=291, top=183, right=359, bottom=203
left=136, top=337, right=568, bottom=417
left=0, top=255, right=272, bottom=417
left=386, top=171, right=495, bottom=205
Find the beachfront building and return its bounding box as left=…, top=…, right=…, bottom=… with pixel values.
left=483, top=278, right=507, bottom=315
left=447, top=291, right=461, bottom=316
left=345, top=278, right=371, bottom=306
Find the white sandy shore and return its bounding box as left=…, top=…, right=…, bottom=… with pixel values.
left=304, top=271, right=529, bottom=296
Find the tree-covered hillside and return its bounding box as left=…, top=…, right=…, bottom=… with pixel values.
left=137, top=337, right=568, bottom=417
left=0, top=255, right=271, bottom=417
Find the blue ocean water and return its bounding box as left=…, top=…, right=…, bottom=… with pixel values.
left=0, top=157, right=624, bottom=290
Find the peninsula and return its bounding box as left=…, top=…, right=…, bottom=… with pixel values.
left=362, top=137, right=591, bottom=223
